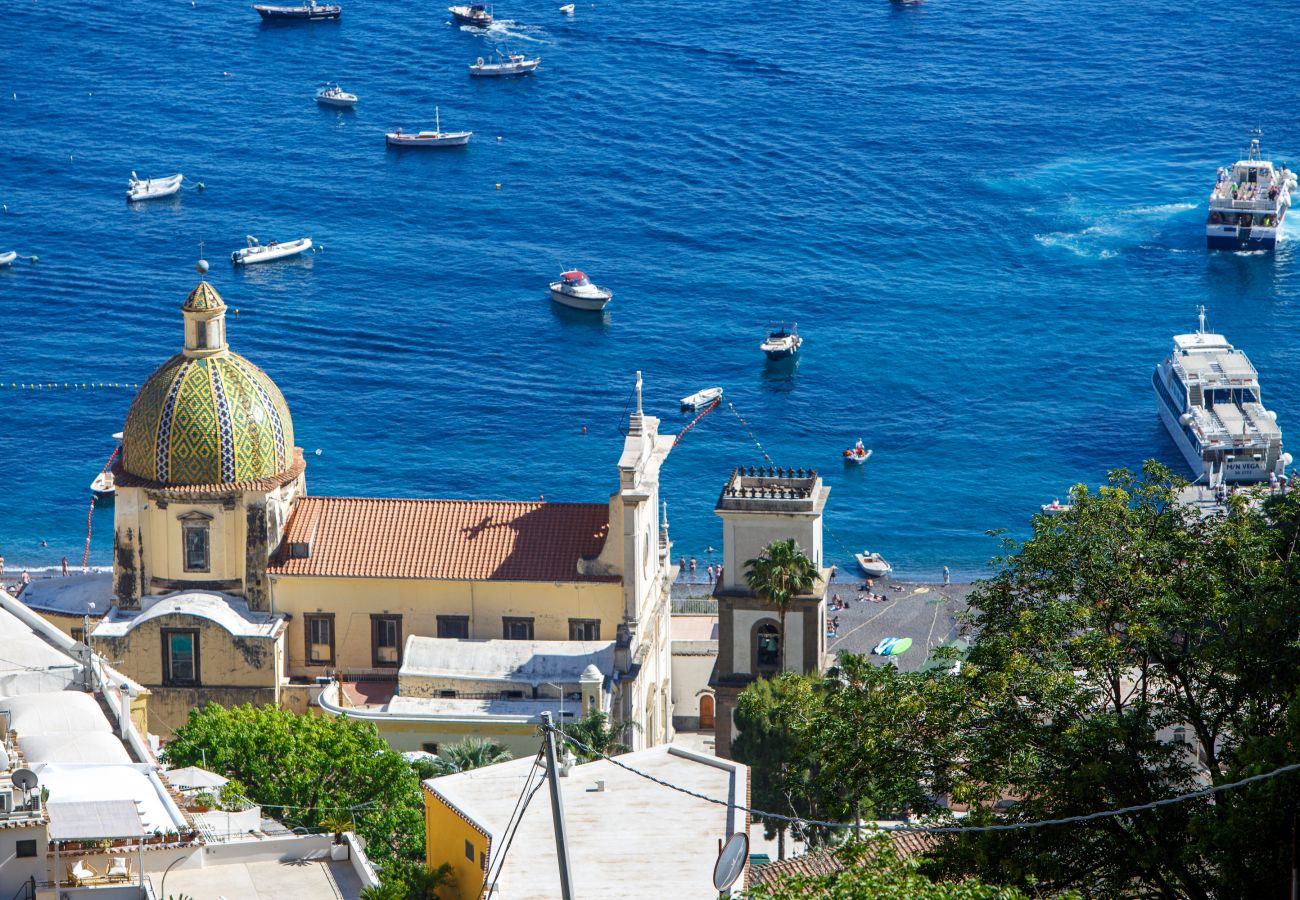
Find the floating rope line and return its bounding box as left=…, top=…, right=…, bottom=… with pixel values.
left=1, top=382, right=141, bottom=390
left=81, top=445, right=119, bottom=570
left=727, top=400, right=772, bottom=462
left=673, top=397, right=720, bottom=446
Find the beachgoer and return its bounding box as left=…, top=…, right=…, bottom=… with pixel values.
left=717, top=565, right=723, bottom=582
left=40, top=539, right=47, bottom=548
left=832, top=592, right=841, bottom=609
left=679, top=556, right=686, bottom=572
left=61, top=556, right=68, bottom=577
left=829, top=564, right=837, bottom=581
left=943, top=565, right=950, bottom=586
left=21, top=570, right=30, bottom=585
left=706, top=564, right=715, bottom=582
left=689, top=557, right=697, bottom=575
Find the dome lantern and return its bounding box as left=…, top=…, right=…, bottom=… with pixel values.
left=181, top=259, right=228, bottom=358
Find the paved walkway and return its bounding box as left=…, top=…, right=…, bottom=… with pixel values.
left=163, top=857, right=363, bottom=900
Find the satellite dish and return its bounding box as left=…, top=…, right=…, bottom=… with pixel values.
left=11, top=769, right=38, bottom=792
left=712, top=831, right=749, bottom=891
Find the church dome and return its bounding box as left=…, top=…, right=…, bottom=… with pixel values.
left=120, top=278, right=295, bottom=487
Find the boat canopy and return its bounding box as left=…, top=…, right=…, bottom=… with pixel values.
left=561, top=270, right=588, bottom=282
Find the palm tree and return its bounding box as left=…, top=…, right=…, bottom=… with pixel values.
left=405, top=862, right=456, bottom=900
left=565, top=709, right=640, bottom=761
left=744, top=538, right=819, bottom=671
left=429, top=737, right=513, bottom=776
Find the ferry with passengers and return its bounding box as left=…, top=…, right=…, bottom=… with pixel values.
left=1152, top=307, right=1290, bottom=485
left=1206, top=130, right=1296, bottom=251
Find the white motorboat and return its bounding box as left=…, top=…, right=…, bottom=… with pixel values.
left=254, top=0, right=340, bottom=20
left=1206, top=130, right=1296, bottom=252
left=760, top=322, right=802, bottom=360
left=842, top=439, right=871, bottom=464
left=469, top=50, right=541, bottom=77
left=0, top=251, right=16, bottom=267
left=316, top=83, right=357, bottom=108
left=91, top=471, right=116, bottom=500
left=559, top=3, right=574, bottom=12
left=855, top=551, right=892, bottom=578
left=1040, top=498, right=1072, bottom=515
left=127, top=172, right=183, bottom=202
left=231, top=235, right=313, bottom=265
left=680, top=387, right=723, bottom=410
left=1153, top=306, right=1289, bottom=484
left=386, top=107, right=472, bottom=148
left=448, top=3, right=492, bottom=25
left=549, top=269, right=612, bottom=310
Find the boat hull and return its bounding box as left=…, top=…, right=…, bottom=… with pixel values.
left=856, top=554, right=891, bottom=578
left=469, top=61, right=540, bottom=76
left=450, top=11, right=492, bottom=24
left=549, top=288, right=610, bottom=311
left=256, top=5, right=340, bottom=19
left=1206, top=225, right=1279, bottom=251
left=763, top=347, right=798, bottom=360
left=386, top=133, right=472, bottom=147
left=316, top=96, right=356, bottom=108
left=0, top=251, right=16, bottom=267
left=1153, top=371, right=1276, bottom=483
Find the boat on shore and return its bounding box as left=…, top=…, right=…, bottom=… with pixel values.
left=1207, top=130, right=1296, bottom=251
left=0, top=251, right=16, bottom=267
left=1153, top=306, right=1290, bottom=485
left=469, top=50, right=541, bottom=77
left=254, top=0, right=340, bottom=19
left=855, top=551, right=892, bottom=578
left=760, top=322, right=802, bottom=360
left=448, top=3, right=492, bottom=25
left=386, top=107, right=472, bottom=148
left=842, top=439, right=871, bottom=464
left=680, top=387, right=723, bottom=410
left=549, top=269, right=612, bottom=310
left=231, top=235, right=313, bottom=265
left=127, top=172, right=183, bottom=202
left=316, top=83, right=357, bottom=108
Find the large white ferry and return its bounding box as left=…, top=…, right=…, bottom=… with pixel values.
left=1206, top=131, right=1296, bottom=251
left=1152, top=308, right=1289, bottom=485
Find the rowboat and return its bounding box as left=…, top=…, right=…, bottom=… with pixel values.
left=0, top=251, right=16, bottom=267
left=842, top=439, right=871, bottom=464
left=254, top=0, right=340, bottom=19
left=231, top=235, right=313, bottom=265
left=680, top=387, right=723, bottom=410
left=127, top=172, right=183, bottom=202
left=468, top=51, right=541, bottom=77
left=91, top=471, right=116, bottom=500
left=855, top=551, right=892, bottom=578
left=386, top=107, right=472, bottom=148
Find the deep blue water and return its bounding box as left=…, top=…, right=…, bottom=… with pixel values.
left=2, top=0, right=1299, bottom=579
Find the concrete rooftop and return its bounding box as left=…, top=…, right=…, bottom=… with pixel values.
left=161, top=856, right=363, bottom=899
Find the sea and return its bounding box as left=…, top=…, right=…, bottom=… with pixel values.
left=2, top=0, right=1299, bottom=580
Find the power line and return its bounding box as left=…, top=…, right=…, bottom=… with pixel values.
left=482, top=744, right=548, bottom=898
left=546, top=726, right=1300, bottom=835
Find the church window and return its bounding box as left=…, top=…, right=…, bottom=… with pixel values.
left=756, top=623, right=780, bottom=672
left=162, top=629, right=200, bottom=686
left=371, top=615, right=402, bottom=667
left=569, top=619, right=600, bottom=641
left=437, top=615, right=469, bottom=639
left=502, top=617, right=534, bottom=641
left=305, top=614, right=335, bottom=666
left=182, top=518, right=210, bottom=572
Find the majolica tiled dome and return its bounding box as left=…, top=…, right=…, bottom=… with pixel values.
left=121, top=280, right=295, bottom=487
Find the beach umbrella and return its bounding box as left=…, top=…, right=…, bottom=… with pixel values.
left=166, top=765, right=228, bottom=790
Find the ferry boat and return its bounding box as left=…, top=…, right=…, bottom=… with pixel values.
left=759, top=323, right=802, bottom=360
left=549, top=270, right=612, bottom=310
left=1206, top=131, right=1296, bottom=251
left=448, top=3, right=492, bottom=25
left=1152, top=307, right=1290, bottom=485
left=254, top=0, right=340, bottom=19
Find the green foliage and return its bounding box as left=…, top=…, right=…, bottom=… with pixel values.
left=745, top=538, right=819, bottom=669
left=162, top=703, right=425, bottom=863
left=744, top=835, right=1075, bottom=899
left=372, top=857, right=456, bottom=900
left=424, top=737, right=513, bottom=777
left=359, top=885, right=406, bottom=900
left=563, top=709, right=638, bottom=761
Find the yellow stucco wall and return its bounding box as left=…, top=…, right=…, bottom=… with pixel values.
left=355, top=714, right=541, bottom=756
left=423, top=785, right=490, bottom=900
left=114, top=486, right=249, bottom=587
left=272, top=575, right=623, bottom=674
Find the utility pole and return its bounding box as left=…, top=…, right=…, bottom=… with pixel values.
left=541, top=711, right=575, bottom=900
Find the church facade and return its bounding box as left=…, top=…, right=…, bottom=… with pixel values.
left=91, top=267, right=676, bottom=748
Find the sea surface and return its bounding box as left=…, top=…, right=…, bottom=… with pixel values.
left=2, top=0, right=1299, bottom=579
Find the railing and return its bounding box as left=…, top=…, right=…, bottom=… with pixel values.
left=672, top=598, right=718, bottom=614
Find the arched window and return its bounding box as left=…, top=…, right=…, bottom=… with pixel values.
left=756, top=623, right=780, bottom=671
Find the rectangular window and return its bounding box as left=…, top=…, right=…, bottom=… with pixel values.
left=16, top=839, right=36, bottom=858
left=502, top=617, right=534, bottom=641
left=304, top=613, right=335, bottom=667
left=371, top=615, right=402, bottom=667
left=464, top=839, right=475, bottom=861
left=437, top=615, right=469, bottom=639
left=421, top=742, right=440, bottom=755
left=162, top=629, right=200, bottom=686
left=183, top=522, right=210, bottom=572
left=568, top=619, right=601, bottom=641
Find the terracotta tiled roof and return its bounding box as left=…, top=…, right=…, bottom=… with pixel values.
left=750, top=831, right=941, bottom=885
left=267, top=496, right=617, bottom=582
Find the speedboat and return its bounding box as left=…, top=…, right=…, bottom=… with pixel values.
left=680, top=387, right=723, bottom=411
left=386, top=107, right=472, bottom=148
left=0, top=251, right=16, bottom=267
left=1207, top=130, right=1296, bottom=251
left=855, top=551, right=892, bottom=578
left=91, top=471, right=116, bottom=501
left=127, top=172, right=183, bottom=202
left=760, top=323, right=802, bottom=360
left=469, top=50, right=541, bottom=77
left=1040, top=498, right=1072, bottom=515
left=549, top=270, right=612, bottom=311
left=316, top=83, right=357, bottom=107
left=448, top=3, right=492, bottom=25
left=254, top=0, right=340, bottom=19
left=842, top=439, right=871, bottom=464
left=231, top=235, right=313, bottom=265
left=1153, top=306, right=1289, bottom=484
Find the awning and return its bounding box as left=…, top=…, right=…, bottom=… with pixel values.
left=47, top=799, right=147, bottom=840
left=166, top=765, right=229, bottom=789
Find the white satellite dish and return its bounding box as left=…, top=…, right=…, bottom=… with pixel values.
left=712, top=831, right=749, bottom=891
left=11, top=768, right=38, bottom=792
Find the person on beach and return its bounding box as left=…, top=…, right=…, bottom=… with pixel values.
left=61, top=556, right=68, bottom=576
left=943, top=565, right=950, bottom=586
left=689, top=557, right=697, bottom=577
left=706, top=564, right=715, bottom=582
left=21, top=570, right=30, bottom=585
left=829, top=564, right=837, bottom=581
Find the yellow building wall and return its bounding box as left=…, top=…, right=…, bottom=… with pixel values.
left=272, top=575, right=624, bottom=674
left=423, top=786, right=490, bottom=900
left=139, top=495, right=247, bottom=584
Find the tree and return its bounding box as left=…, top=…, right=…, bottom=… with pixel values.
left=564, top=709, right=639, bottom=761
left=745, top=538, right=819, bottom=670
left=162, top=703, right=425, bottom=864
left=426, top=737, right=513, bottom=776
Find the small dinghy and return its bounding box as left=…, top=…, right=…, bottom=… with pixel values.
left=855, top=551, right=892, bottom=578
left=127, top=172, right=183, bottom=202
left=0, top=251, right=16, bottom=267
left=386, top=107, right=472, bottom=148
left=1040, top=498, right=1072, bottom=516
left=842, top=439, right=871, bottom=464
left=91, top=470, right=116, bottom=500
left=448, top=3, right=492, bottom=25
left=315, top=82, right=357, bottom=107
left=680, top=387, right=723, bottom=410
left=231, top=235, right=313, bottom=265
left=469, top=50, right=541, bottom=77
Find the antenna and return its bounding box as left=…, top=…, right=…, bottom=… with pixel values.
left=1197, top=305, right=1206, bottom=334
left=11, top=769, right=38, bottom=792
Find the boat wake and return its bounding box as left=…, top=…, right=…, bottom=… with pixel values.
left=461, top=19, right=548, bottom=42
left=1035, top=201, right=1202, bottom=258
